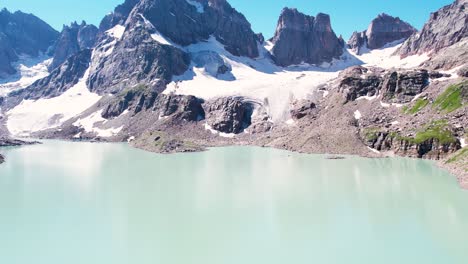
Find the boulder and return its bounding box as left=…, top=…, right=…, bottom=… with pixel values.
left=206, top=97, right=254, bottom=134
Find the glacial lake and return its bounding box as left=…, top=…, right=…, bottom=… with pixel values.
left=0, top=141, right=467, bottom=264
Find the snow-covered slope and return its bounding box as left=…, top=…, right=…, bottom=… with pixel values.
left=6, top=68, right=102, bottom=137
left=163, top=37, right=430, bottom=121
left=351, top=39, right=429, bottom=69
left=0, top=54, right=52, bottom=96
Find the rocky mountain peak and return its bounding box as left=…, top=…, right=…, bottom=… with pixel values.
left=99, top=0, right=139, bottom=32
left=0, top=8, right=58, bottom=78
left=129, top=0, right=259, bottom=58
left=270, top=7, right=343, bottom=67
left=348, top=13, right=416, bottom=54
left=49, top=21, right=98, bottom=70
left=398, top=0, right=468, bottom=57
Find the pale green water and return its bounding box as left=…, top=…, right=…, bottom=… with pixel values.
left=0, top=141, right=467, bottom=264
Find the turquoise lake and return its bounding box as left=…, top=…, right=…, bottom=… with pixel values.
left=0, top=141, right=467, bottom=264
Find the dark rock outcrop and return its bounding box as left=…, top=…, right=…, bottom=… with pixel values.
left=347, top=31, right=368, bottom=54
left=102, top=84, right=159, bottom=119
left=363, top=130, right=461, bottom=160
left=381, top=70, right=429, bottom=103
left=339, top=66, right=382, bottom=102
left=0, top=8, right=59, bottom=77
left=49, top=21, right=98, bottom=70
left=206, top=97, right=254, bottom=134
left=290, top=100, right=316, bottom=120
left=270, top=8, right=344, bottom=67
left=348, top=13, right=416, bottom=54
left=0, top=154, right=4, bottom=164
left=338, top=67, right=430, bottom=104
left=133, top=0, right=259, bottom=58
left=398, top=0, right=468, bottom=56
left=102, top=84, right=204, bottom=122
left=156, top=94, right=205, bottom=122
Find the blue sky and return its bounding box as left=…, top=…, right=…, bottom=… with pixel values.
left=2, top=0, right=453, bottom=40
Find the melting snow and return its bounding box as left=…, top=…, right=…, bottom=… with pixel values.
left=285, top=119, right=295, bottom=125
left=186, top=0, right=204, bottom=13
left=0, top=54, right=51, bottom=96
left=6, top=68, right=102, bottom=137
left=357, top=95, right=378, bottom=101
left=351, top=40, right=429, bottom=69
left=73, top=109, right=123, bottom=138
left=106, top=25, right=125, bottom=40
left=354, top=110, right=362, bottom=120
left=151, top=32, right=174, bottom=46
left=367, top=147, right=381, bottom=154
left=165, top=36, right=346, bottom=121
left=204, top=123, right=235, bottom=138
left=461, top=138, right=467, bottom=148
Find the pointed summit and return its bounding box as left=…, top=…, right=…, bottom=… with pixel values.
left=348, top=13, right=416, bottom=54
left=270, top=8, right=344, bottom=66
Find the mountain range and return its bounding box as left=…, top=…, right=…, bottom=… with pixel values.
left=0, top=0, right=467, bottom=187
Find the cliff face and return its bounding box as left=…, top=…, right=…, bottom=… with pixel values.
left=398, top=0, right=468, bottom=56
left=87, top=12, right=190, bottom=95
left=49, top=21, right=98, bottom=70
left=132, top=0, right=259, bottom=58
left=99, top=0, right=139, bottom=32
left=0, top=9, right=58, bottom=77
left=348, top=13, right=416, bottom=54
left=270, top=8, right=344, bottom=66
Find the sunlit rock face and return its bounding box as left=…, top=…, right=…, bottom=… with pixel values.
left=270, top=8, right=344, bottom=67
left=348, top=13, right=416, bottom=54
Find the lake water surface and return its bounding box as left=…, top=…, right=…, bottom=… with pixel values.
left=1, top=141, right=467, bottom=264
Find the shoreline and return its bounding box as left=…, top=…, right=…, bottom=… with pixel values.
left=6, top=136, right=465, bottom=190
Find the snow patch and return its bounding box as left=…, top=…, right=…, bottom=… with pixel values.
left=264, top=41, right=274, bottom=52
left=380, top=101, right=390, bottom=108
left=165, top=36, right=343, bottom=122
left=367, top=147, right=381, bottom=154
left=354, top=110, right=362, bottom=120
left=285, top=119, right=295, bottom=125
left=151, top=32, right=174, bottom=46
left=0, top=55, right=51, bottom=96
left=106, top=25, right=125, bottom=40
left=461, top=138, right=467, bottom=148
left=6, top=68, right=102, bottom=137
left=357, top=95, right=378, bottom=101
left=73, top=109, right=123, bottom=138
left=204, top=123, right=235, bottom=138
left=186, top=0, right=204, bottom=13
left=351, top=42, right=429, bottom=69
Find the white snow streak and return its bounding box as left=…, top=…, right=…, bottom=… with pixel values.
left=186, top=0, right=204, bottom=13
